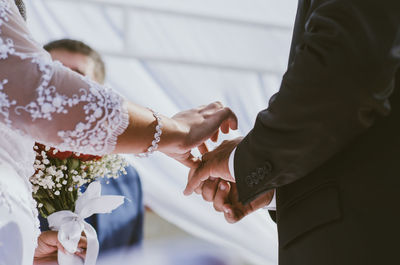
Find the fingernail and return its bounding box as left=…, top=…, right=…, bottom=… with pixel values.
left=224, top=208, right=231, bottom=215
left=219, top=183, right=226, bottom=190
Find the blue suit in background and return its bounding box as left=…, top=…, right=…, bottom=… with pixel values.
left=39, top=165, right=144, bottom=252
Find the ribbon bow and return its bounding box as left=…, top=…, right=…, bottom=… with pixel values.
left=48, top=181, right=125, bottom=265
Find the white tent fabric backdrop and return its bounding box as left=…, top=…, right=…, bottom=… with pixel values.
left=24, top=0, right=298, bottom=264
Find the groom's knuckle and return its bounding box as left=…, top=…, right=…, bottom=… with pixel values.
left=202, top=153, right=211, bottom=163
left=202, top=192, right=212, bottom=202
left=222, top=140, right=229, bottom=145
left=213, top=203, right=222, bottom=212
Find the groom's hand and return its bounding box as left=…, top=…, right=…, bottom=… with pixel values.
left=184, top=137, right=243, bottom=195
left=205, top=180, right=274, bottom=223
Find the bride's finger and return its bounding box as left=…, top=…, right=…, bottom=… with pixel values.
left=214, top=108, right=238, bottom=133
left=198, top=142, right=209, bottom=155
left=175, top=152, right=200, bottom=168
left=221, top=120, right=231, bottom=134
left=226, top=110, right=238, bottom=131
left=198, top=102, right=224, bottom=115
left=206, top=101, right=224, bottom=111
left=211, top=130, right=219, bottom=142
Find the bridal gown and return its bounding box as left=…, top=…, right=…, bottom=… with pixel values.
left=0, top=0, right=129, bottom=264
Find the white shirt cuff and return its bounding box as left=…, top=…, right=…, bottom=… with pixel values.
left=228, top=147, right=276, bottom=211
left=264, top=191, right=276, bottom=211
left=228, top=147, right=237, bottom=180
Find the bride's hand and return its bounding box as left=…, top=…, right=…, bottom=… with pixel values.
left=34, top=231, right=87, bottom=264
left=116, top=101, right=237, bottom=167
left=161, top=102, right=238, bottom=167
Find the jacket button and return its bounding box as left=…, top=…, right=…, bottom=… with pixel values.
left=245, top=175, right=256, bottom=187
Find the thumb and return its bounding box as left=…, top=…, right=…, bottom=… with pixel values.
left=222, top=204, right=242, bottom=224
left=184, top=161, right=211, bottom=195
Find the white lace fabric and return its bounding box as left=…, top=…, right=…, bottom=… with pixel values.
left=0, top=0, right=129, bottom=156
left=0, top=0, right=130, bottom=256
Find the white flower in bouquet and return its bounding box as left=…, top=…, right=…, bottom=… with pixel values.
left=30, top=143, right=128, bottom=218
left=30, top=143, right=128, bottom=265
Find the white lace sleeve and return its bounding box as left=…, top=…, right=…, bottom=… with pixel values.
left=0, top=0, right=129, bottom=155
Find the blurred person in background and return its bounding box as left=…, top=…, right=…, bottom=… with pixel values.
left=38, top=39, right=144, bottom=252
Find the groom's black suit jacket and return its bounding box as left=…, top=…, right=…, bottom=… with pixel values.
left=234, top=1, right=400, bottom=264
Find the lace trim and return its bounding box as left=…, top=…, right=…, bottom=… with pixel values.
left=0, top=36, right=14, bottom=59
left=56, top=76, right=130, bottom=154
left=0, top=79, right=15, bottom=127
left=0, top=1, right=129, bottom=155
left=0, top=1, right=10, bottom=30
left=13, top=59, right=84, bottom=121
left=104, top=95, right=129, bottom=153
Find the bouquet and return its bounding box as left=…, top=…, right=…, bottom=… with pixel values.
left=30, top=143, right=128, bottom=265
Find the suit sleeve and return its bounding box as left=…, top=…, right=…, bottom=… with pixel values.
left=234, top=0, right=400, bottom=204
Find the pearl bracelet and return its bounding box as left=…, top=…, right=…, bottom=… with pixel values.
left=136, top=111, right=163, bottom=158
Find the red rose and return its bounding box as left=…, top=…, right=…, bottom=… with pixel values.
left=72, top=153, right=102, bottom=161
left=50, top=150, right=73, bottom=160
left=34, top=142, right=101, bottom=161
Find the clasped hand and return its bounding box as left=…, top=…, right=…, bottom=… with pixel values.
left=34, top=231, right=86, bottom=264
left=183, top=130, right=274, bottom=224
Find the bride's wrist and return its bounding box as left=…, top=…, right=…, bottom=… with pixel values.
left=156, top=117, right=188, bottom=154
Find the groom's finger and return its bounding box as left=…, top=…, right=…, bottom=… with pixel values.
left=194, top=182, right=204, bottom=194
left=187, top=167, right=204, bottom=194
left=202, top=178, right=219, bottom=202
left=184, top=161, right=211, bottom=195
left=223, top=205, right=242, bottom=224
left=213, top=181, right=231, bottom=212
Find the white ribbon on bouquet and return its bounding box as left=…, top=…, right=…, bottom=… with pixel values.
left=48, top=181, right=125, bottom=265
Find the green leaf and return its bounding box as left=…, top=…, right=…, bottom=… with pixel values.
left=67, top=158, right=80, bottom=171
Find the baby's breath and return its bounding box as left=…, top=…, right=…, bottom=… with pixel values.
left=31, top=144, right=128, bottom=218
